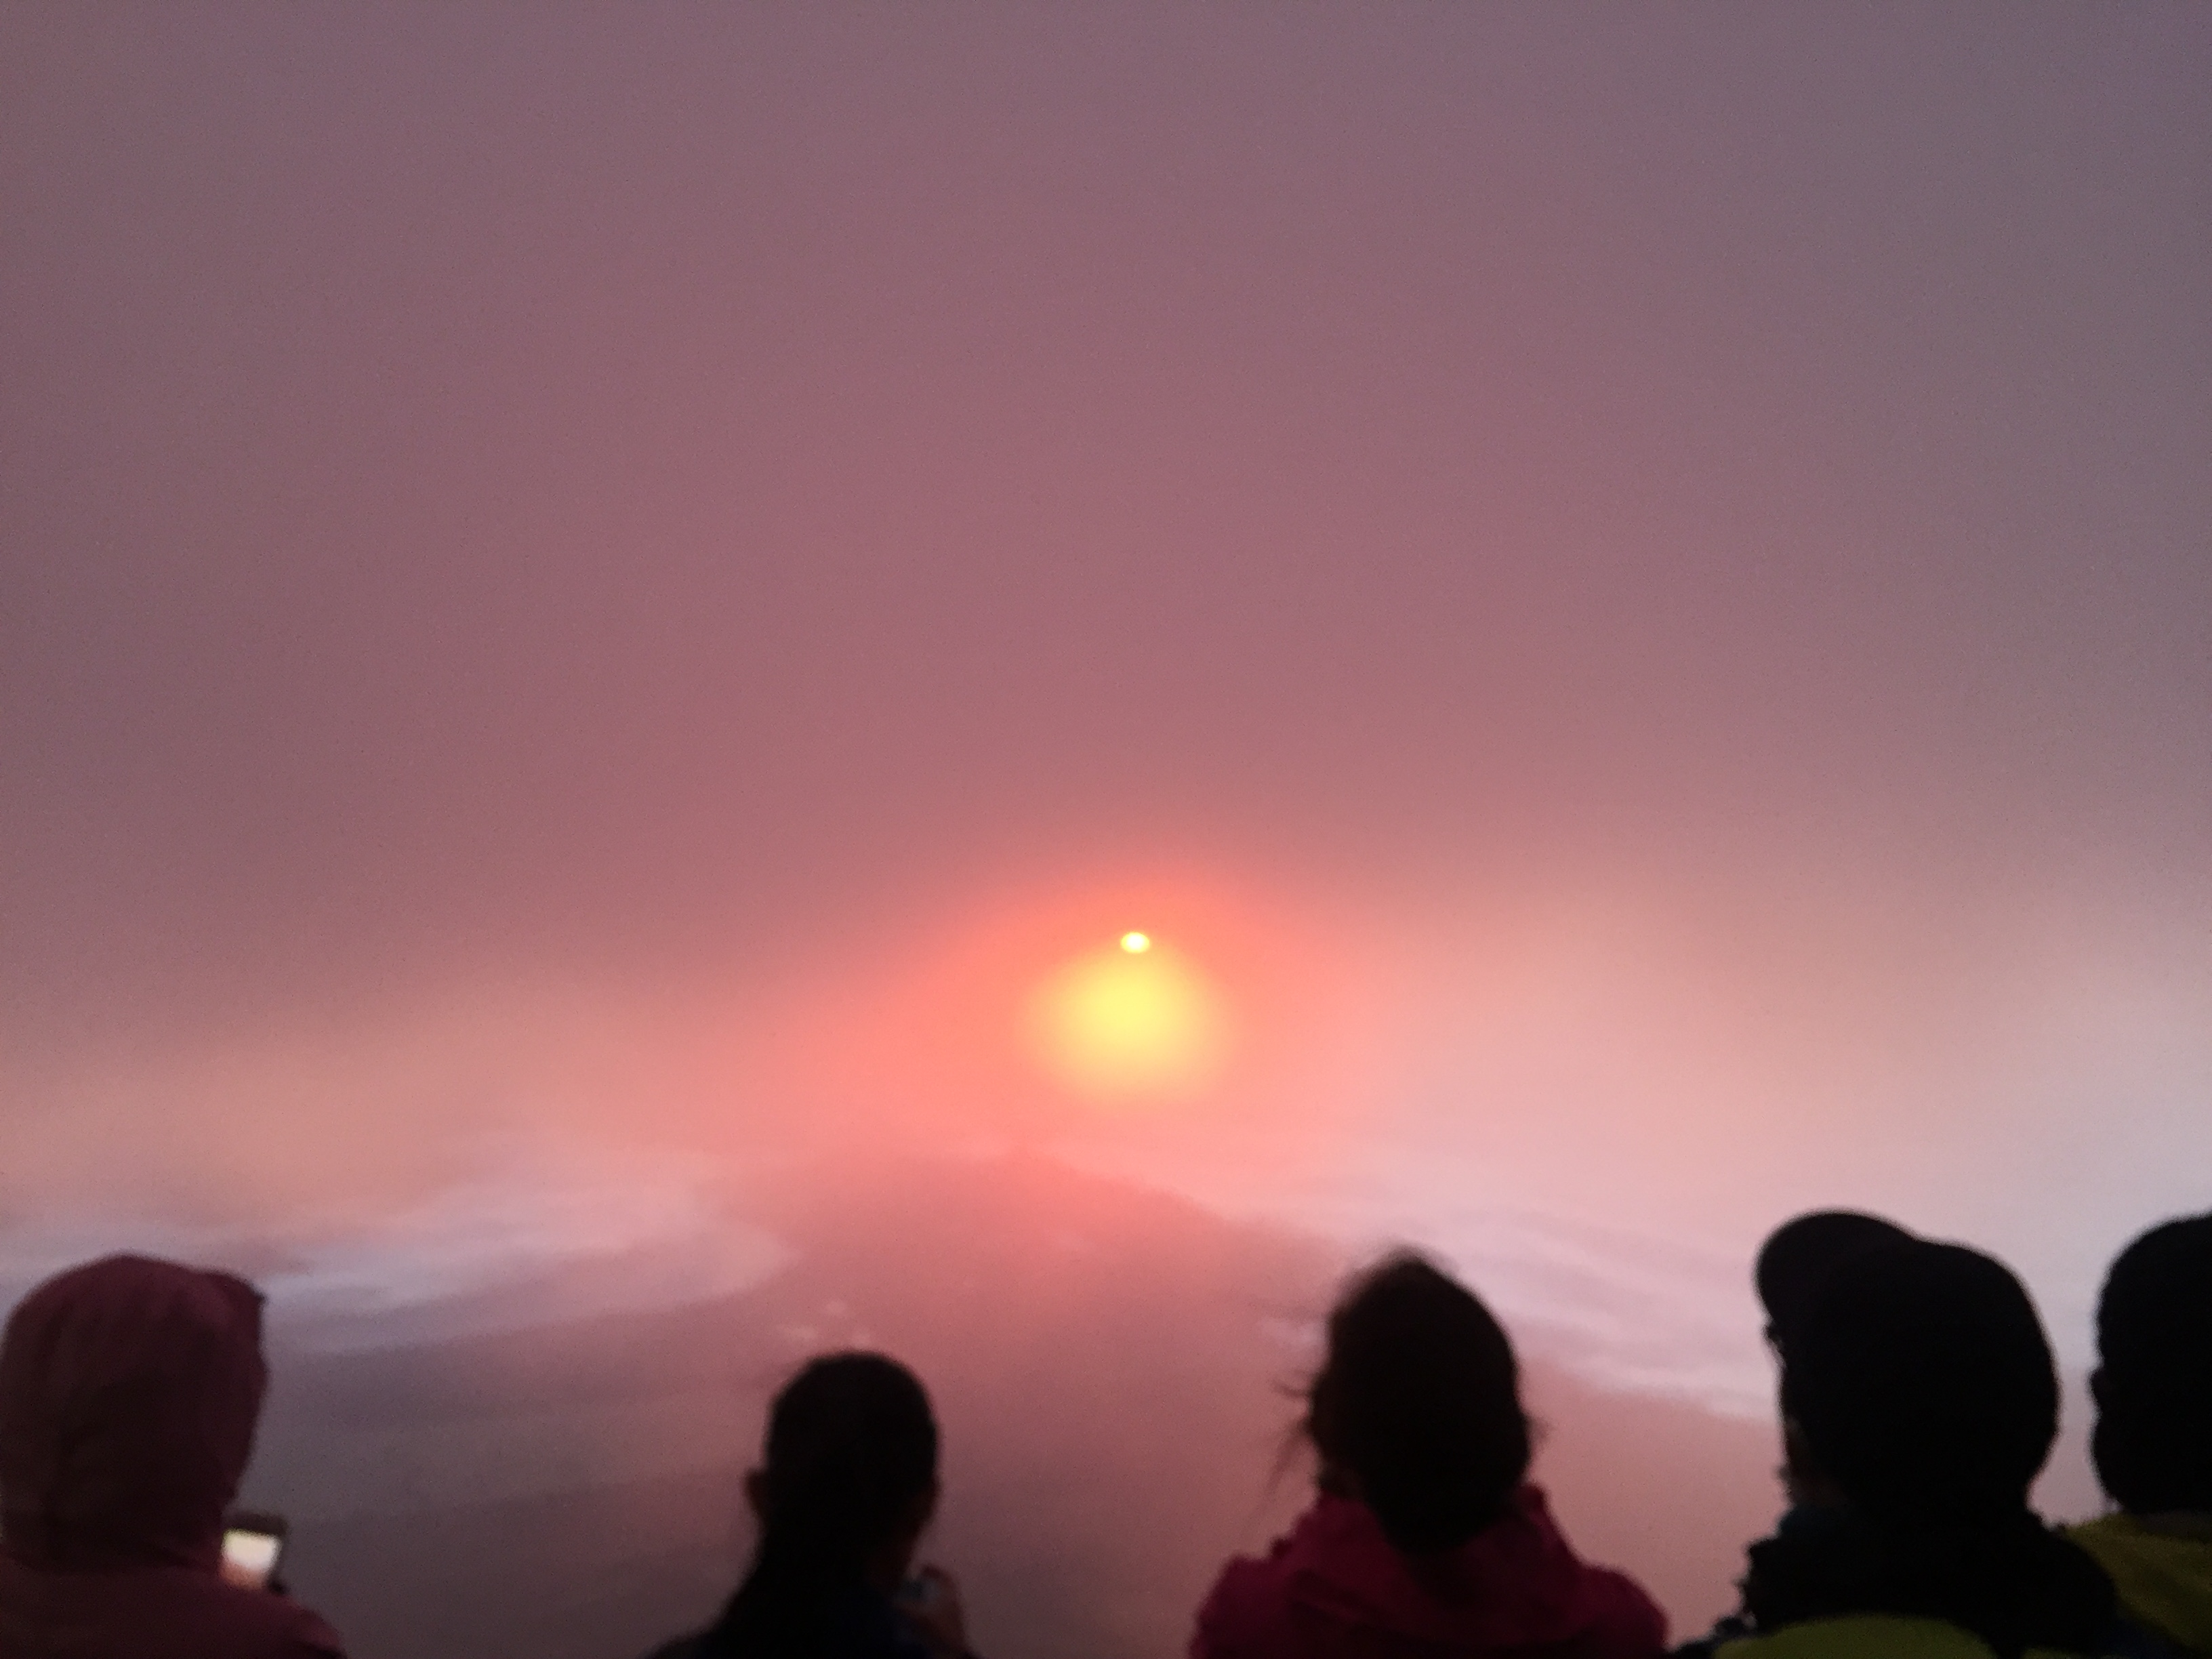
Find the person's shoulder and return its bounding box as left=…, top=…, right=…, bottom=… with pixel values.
left=2068, top=1511, right=2212, bottom=1560
left=1200, top=1499, right=1333, bottom=1590
left=199, top=1576, right=349, bottom=1658
left=1572, top=1561, right=1669, bottom=1656
left=1191, top=1514, right=1326, bottom=1659
left=2066, top=1511, right=2212, bottom=1655
left=2068, top=1513, right=2144, bottom=1561
left=274, top=1613, right=348, bottom=1659
left=150, top=1571, right=352, bottom=1658
left=1708, top=1615, right=1996, bottom=1659
left=1512, top=1485, right=1668, bottom=1654
left=2068, top=1515, right=2129, bottom=1541
left=1191, top=1553, right=1284, bottom=1656
left=1671, top=1610, right=1754, bottom=1659
left=0, top=1558, right=343, bottom=1658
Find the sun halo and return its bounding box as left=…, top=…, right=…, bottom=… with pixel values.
left=1030, top=935, right=1227, bottom=1102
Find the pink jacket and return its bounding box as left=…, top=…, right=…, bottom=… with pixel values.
left=0, top=1254, right=345, bottom=1658
left=1193, top=1486, right=1666, bottom=1659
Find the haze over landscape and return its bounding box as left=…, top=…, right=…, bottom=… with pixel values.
left=3, top=6, right=2208, bottom=1656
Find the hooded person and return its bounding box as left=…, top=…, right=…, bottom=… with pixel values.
left=1191, top=1252, right=1666, bottom=1659
left=1693, top=1238, right=2114, bottom=1659
left=2068, top=1212, right=2212, bottom=1659
left=0, top=1253, right=346, bottom=1659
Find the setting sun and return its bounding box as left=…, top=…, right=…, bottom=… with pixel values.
left=1031, top=937, right=1229, bottom=1100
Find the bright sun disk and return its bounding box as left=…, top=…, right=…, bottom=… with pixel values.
left=1031, top=937, right=1227, bottom=1101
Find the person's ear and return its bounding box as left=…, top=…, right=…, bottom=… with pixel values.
left=1781, top=1416, right=1843, bottom=1508
left=744, top=1469, right=769, bottom=1526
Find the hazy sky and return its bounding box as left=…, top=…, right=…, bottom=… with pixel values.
left=3, top=5, right=2208, bottom=1374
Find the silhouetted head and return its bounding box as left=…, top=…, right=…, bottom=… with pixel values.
left=752, top=1351, right=939, bottom=1577
left=1306, top=1252, right=1530, bottom=1554
left=0, top=1254, right=267, bottom=1574
left=710, top=1351, right=940, bottom=1655
left=2091, top=1212, right=2212, bottom=1515
left=1756, top=1210, right=1915, bottom=1354
left=1783, top=1239, right=2056, bottom=1525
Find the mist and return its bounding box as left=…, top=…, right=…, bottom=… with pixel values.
left=3, top=5, right=2208, bottom=1655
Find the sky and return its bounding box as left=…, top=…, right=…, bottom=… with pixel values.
left=3, top=4, right=2210, bottom=1412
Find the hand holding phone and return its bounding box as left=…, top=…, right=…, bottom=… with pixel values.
left=220, top=1511, right=287, bottom=1593
left=897, top=1565, right=971, bottom=1658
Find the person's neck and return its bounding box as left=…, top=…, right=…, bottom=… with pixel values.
left=863, top=1535, right=918, bottom=1596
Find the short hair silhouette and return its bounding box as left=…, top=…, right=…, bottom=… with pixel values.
left=2091, top=1211, right=2212, bottom=1514
left=703, top=1351, right=938, bottom=1657
left=1755, top=1210, right=1914, bottom=1353
left=1782, top=1238, right=2056, bottom=1523
left=1305, top=1252, right=1530, bottom=1554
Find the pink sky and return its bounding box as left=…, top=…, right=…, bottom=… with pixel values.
left=3, top=5, right=2208, bottom=1389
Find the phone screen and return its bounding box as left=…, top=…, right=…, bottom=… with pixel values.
left=220, top=1520, right=285, bottom=1590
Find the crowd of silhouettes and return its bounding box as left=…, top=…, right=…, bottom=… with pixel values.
left=0, top=1208, right=2207, bottom=1659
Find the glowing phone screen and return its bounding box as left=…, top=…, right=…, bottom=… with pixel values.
left=220, top=1528, right=281, bottom=1589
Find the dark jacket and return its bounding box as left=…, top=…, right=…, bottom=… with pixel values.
left=644, top=1580, right=935, bottom=1659
left=1673, top=1504, right=2112, bottom=1659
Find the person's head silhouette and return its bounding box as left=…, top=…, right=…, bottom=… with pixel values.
left=703, top=1351, right=943, bottom=1657
left=1305, top=1252, right=1530, bottom=1554
left=2091, top=1211, right=2212, bottom=1517
left=1755, top=1210, right=1914, bottom=1356
left=1782, top=1237, right=2056, bottom=1524
left=1750, top=1240, right=2114, bottom=1659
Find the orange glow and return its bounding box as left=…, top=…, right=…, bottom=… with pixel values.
left=1030, top=938, right=1229, bottom=1101
left=721, top=864, right=1385, bottom=1151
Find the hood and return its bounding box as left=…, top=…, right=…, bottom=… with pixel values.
left=1279, top=1486, right=1627, bottom=1650
left=2072, top=1515, right=2212, bottom=1658
left=0, top=1254, right=268, bottom=1572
